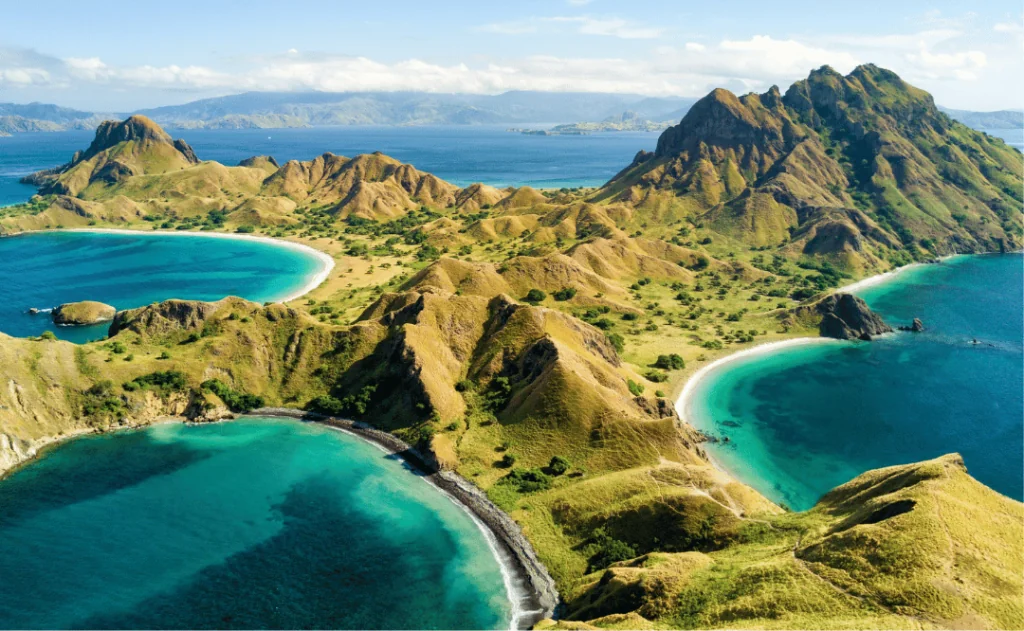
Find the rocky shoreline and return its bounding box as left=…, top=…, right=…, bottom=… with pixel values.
left=248, top=407, right=560, bottom=629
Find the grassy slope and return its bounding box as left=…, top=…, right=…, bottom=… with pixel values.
left=0, top=72, right=1021, bottom=629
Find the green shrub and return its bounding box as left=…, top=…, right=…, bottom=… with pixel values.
left=606, top=333, right=625, bottom=354
left=201, top=379, right=265, bottom=413
left=553, top=287, right=577, bottom=301
left=235, top=225, right=256, bottom=234
left=499, top=468, right=552, bottom=493
left=306, top=384, right=377, bottom=417
left=644, top=370, right=669, bottom=383
left=548, top=455, right=571, bottom=476
left=124, top=370, right=187, bottom=393
left=654, top=353, right=685, bottom=370
left=500, top=453, right=517, bottom=468
left=584, top=527, right=637, bottom=572
left=524, top=289, right=547, bottom=304
left=627, top=379, right=645, bottom=396
left=483, top=376, right=512, bottom=412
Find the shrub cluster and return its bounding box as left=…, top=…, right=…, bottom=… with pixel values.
left=201, top=379, right=264, bottom=412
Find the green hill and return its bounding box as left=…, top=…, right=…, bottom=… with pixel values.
left=0, top=65, right=1021, bottom=629
left=598, top=65, right=1022, bottom=272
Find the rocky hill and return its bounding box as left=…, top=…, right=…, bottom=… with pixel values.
left=0, top=65, right=1021, bottom=629
left=25, top=115, right=200, bottom=197
left=600, top=65, right=1022, bottom=271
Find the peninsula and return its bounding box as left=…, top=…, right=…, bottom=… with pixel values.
left=0, top=64, right=1021, bottom=629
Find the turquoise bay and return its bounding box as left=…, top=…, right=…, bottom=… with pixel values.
left=685, top=254, right=1024, bottom=511
left=0, top=231, right=326, bottom=342
left=0, top=417, right=511, bottom=629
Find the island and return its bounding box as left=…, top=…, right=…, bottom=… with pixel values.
left=0, top=64, right=1021, bottom=630
left=510, top=110, right=676, bottom=135
left=52, top=300, right=117, bottom=326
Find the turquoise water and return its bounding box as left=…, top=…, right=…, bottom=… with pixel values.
left=0, top=231, right=324, bottom=343
left=0, top=126, right=660, bottom=207
left=686, top=254, right=1023, bottom=510
left=0, top=418, right=511, bottom=629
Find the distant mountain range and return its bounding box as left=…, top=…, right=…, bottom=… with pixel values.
left=937, top=107, right=1023, bottom=130
left=0, top=91, right=1019, bottom=134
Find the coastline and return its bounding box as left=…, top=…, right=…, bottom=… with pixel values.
left=0, top=408, right=560, bottom=630
left=247, top=408, right=559, bottom=630
left=2, top=227, right=336, bottom=304
left=674, top=337, right=842, bottom=433
left=673, top=259, right=931, bottom=485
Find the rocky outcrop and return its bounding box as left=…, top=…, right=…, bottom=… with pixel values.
left=83, top=115, right=198, bottom=165
left=52, top=300, right=116, bottom=325
left=899, top=318, right=925, bottom=332
left=815, top=293, right=893, bottom=340
left=108, top=298, right=235, bottom=336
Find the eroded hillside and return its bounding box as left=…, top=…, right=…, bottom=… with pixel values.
left=0, top=64, right=1021, bottom=629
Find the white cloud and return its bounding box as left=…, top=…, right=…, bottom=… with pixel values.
left=906, top=44, right=987, bottom=80
left=0, top=21, right=1020, bottom=112
left=480, top=15, right=662, bottom=39
left=0, top=67, right=51, bottom=85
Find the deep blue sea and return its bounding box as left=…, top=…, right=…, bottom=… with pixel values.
left=685, top=254, right=1024, bottom=511
left=0, top=418, right=512, bottom=629
left=0, top=126, right=660, bottom=207
left=0, top=231, right=324, bottom=343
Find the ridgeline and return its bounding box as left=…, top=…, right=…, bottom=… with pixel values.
left=0, top=64, right=1021, bottom=629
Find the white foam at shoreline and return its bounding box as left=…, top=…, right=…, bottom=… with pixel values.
left=674, top=337, right=841, bottom=427
left=673, top=257, right=953, bottom=488
left=322, top=423, right=528, bottom=631
left=678, top=257, right=957, bottom=424
left=18, top=228, right=335, bottom=303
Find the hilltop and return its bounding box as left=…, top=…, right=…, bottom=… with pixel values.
left=599, top=65, right=1021, bottom=273
left=0, top=65, right=1021, bottom=629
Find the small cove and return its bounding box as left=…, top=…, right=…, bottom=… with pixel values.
left=0, top=417, right=514, bottom=629
left=0, top=230, right=329, bottom=342
left=681, top=254, right=1024, bottom=511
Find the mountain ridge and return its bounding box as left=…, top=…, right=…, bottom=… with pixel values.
left=0, top=64, right=1021, bottom=629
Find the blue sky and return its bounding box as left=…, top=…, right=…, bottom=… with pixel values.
left=0, top=0, right=1021, bottom=111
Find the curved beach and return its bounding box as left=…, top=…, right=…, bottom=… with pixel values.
left=673, top=262, right=922, bottom=487
left=249, top=408, right=560, bottom=631
left=21, top=228, right=336, bottom=304
left=674, top=337, right=842, bottom=427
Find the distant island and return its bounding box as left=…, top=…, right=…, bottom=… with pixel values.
left=509, top=110, right=677, bottom=135
left=0, top=64, right=1022, bottom=629
left=3, top=91, right=1020, bottom=135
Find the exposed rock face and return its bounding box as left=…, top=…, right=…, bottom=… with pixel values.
left=26, top=115, right=201, bottom=196
left=108, top=299, right=227, bottom=336
left=83, top=115, right=199, bottom=166
left=899, top=317, right=926, bottom=332
left=52, top=300, right=116, bottom=325
left=816, top=293, right=893, bottom=340
left=603, top=64, right=1023, bottom=262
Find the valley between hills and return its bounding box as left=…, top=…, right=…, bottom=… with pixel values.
left=0, top=64, right=1021, bottom=629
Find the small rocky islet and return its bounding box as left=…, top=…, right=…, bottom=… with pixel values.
left=0, top=63, right=1020, bottom=630
left=50, top=300, right=117, bottom=326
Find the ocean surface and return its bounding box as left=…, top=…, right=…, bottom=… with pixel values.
left=685, top=254, right=1023, bottom=511
left=983, top=128, right=1023, bottom=150
left=0, top=417, right=512, bottom=630
left=0, top=231, right=323, bottom=343
left=0, top=126, right=661, bottom=207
